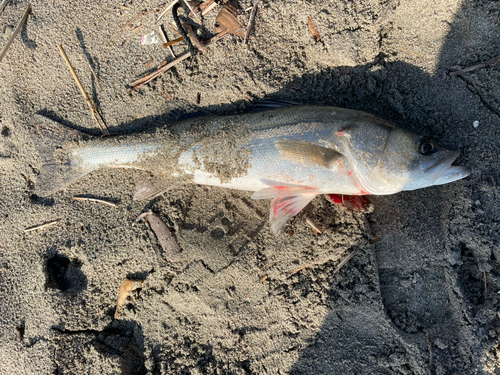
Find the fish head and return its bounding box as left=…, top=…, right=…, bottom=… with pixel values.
left=337, top=123, right=470, bottom=194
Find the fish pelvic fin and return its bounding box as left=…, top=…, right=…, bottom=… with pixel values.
left=251, top=180, right=319, bottom=233
left=275, top=140, right=341, bottom=169
left=29, top=115, right=96, bottom=196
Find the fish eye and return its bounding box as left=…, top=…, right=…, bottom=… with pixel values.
left=417, top=138, right=435, bottom=155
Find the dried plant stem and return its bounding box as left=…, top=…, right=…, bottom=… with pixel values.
left=450, top=56, right=500, bottom=76
left=131, top=51, right=191, bottom=89
left=0, top=3, right=31, bottom=63
left=163, top=36, right=184, bottom=48
left=73, top=196, right=117, bottom=207
left=244, top=0, right=260, bottom=45
left=183, top=0, right=202, bottom=24
left=57, top=44, right=110, bottom=135
left=305, top=217, right=322, bottom=234
left=131, top=29, right=229, bottom=89
left=332, top=251, right=356, bottom=274
left=24, top=219, right=60, bottom=233
left=158, top=25, right=176, bottom=58
left=201, top=0, right=218, bottom=16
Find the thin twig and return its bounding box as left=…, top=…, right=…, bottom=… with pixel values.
left=163, top=36, right=184, bottom=48
left=244, top=0, right=260, bottom=45
left=156, top=0, right=178, bottom=23
left=131, top=29, right=229, bottom=89
left=0, top=0, right=9, bottom=14
left=163, top=87, right=173, bottom=100
left=73, top=196, right=117, bottom=207
left=84, top=59, right=103, bottom=92
left=158, top=25, right=176, bottom=58
left=131, top=51, right=191, bottom=89
left=0, top=3, right=31, bottom=63
left=305, top=217, right=322, bottom=234
left=57, top=44, right=110, bottom=135
left=450, top=56, right=500, bottom=76
left=24, top=219, right=60, bottom=233
left=183, top=0, right=202, bottom=24
left=332, top=251, right=356, bottom=274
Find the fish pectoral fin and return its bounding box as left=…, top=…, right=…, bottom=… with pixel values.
left=251, top=181, right=319, bottom=233
left=275, top=140, right=341, bottom=169
left=133, top=174, right=175, bottom=201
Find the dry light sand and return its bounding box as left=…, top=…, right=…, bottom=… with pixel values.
left=1, top=0, right=500, bottom=374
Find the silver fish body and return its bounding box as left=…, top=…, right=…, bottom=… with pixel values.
left=31, top=105, right=470, bottom=233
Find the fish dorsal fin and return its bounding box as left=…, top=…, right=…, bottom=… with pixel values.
left=251, top=180, right=319, bottom=233
left=249, top=99, right=304, bottom=112
left=275, top=140, right=341, bottom=169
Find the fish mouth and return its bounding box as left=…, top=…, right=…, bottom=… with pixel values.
left=423, top=150, right=470, bottom=184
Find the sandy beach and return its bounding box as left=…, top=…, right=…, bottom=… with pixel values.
left=1, top=0, right=500, bottom=373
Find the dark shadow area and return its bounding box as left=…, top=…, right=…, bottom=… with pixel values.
left=52, top=319, right=147, bottom=375
left=76, top=28, right=102, bottom=114
left=289, top=0, right=500, bottom=374
left=21, top=13, right=37, bottom=49
left=44, top=252, right=87, bottom=293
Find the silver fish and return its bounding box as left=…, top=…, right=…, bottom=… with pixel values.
left=30, top=103, right=470, bottom=233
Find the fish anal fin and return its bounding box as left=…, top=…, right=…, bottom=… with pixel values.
left=134, top=175, right=174, bottom=201
left=275, top=140, right=341, bottom=169
left=325, top=194, right=371, bottom=212
left=251, top=180, right=319, bottom=233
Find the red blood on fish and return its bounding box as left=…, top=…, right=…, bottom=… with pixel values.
left=325, top=194, right=370, bottom=211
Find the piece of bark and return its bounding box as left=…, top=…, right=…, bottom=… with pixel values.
left=307, top=16, right=321, bottom=42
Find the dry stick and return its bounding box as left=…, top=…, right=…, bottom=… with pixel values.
left=156, top=0, right=178, bottom=23
left=163, top=36, right=184, bottom=48
left=163, top=86, right=173, bottom=99
left=58, top=45, right=110, bottom=135
left=190, top=0, right=215, bottom=17
left=131, top=29, right=229, bottom=89
left=158, top=25, right=176, bottom=58
left=24, top=219, right=60, bottom=233
left=450, top=55, right=500, bottom=76
left=201, top=0, right=218, bottom=16
left=183, top=0, right=202, bottom=24
left=131, top=51, right=190, bottom=89
left=243, top=0, right=260, bottom=45
left=73, top=196, right=117, bottom=207
left=332, top=251, right=356, bottom=275
left=305, top=217, right=322, bottom=234
left=0, top=3, right=31, bottom=63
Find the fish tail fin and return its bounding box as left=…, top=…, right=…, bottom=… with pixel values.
left=29, top=115, right=96, bottom=196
